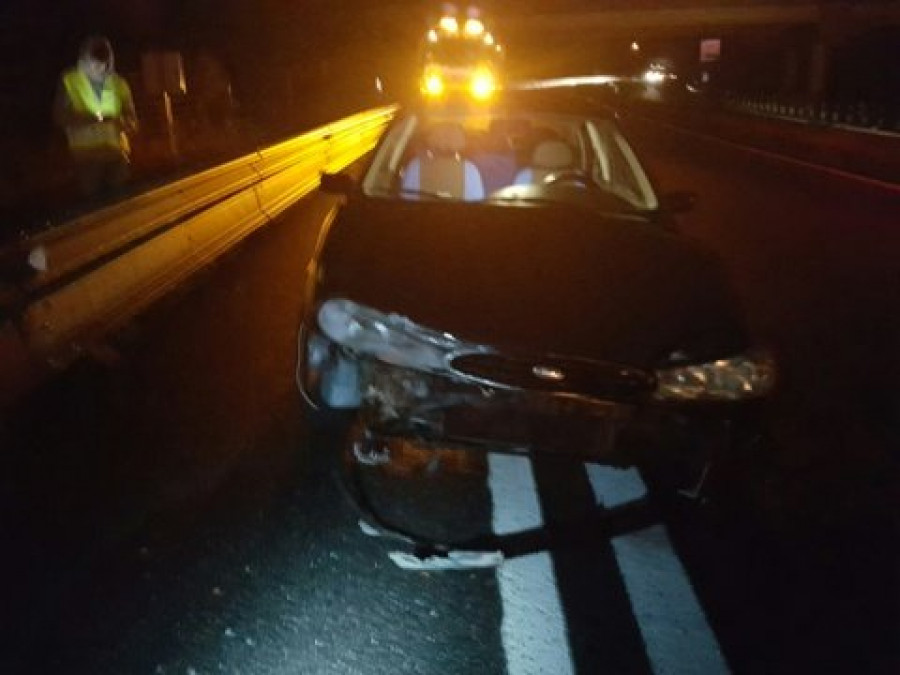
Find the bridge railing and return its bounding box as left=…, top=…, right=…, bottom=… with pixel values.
left=720, top=92, right=900, bottom=136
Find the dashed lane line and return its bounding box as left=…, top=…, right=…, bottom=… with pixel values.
left=586, top=465, right=730, bottom=675
left=488, top=453, right=575, bottom=675
left=487, top=456, right=730, bottom=674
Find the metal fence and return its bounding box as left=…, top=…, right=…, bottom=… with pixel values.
left=721, top=92, right=900, bottom=135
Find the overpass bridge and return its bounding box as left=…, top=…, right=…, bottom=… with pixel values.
left=488, top=1, right=900, bottom=97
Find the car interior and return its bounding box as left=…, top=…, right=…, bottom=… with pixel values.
left=513, top=138, right=577, bottom=185
left=400, top=123, right=485, bottom=200
left=372, top=110, right=656, bottom=210
left=398, top=118, right=587, bottom=200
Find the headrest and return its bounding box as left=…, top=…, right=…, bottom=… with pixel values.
left=531, top=139, right=574, bottom=169
left=426, top=124, right=467, bottom=154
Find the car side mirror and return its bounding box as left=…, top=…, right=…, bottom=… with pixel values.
left=658, top=190, right=697, bottom=215
left=319, top=172, right=357, bottom=196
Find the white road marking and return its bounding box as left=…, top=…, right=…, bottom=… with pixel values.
left=586, top=465, right=730, bottom=675
left=647, top=117, right=900, bottom=194
left=488, top=453, right=575, bottom=675
left=583, top=464, right=648, bottom=508
left=488, top=458, right=729, bottom=674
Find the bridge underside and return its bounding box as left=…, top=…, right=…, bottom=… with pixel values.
left=502, top=5, right=820, bottom=38
left=496, top=3, right=900, bottom=97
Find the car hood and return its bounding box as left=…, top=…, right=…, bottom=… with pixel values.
left=316, top=199, right=746, bottom=367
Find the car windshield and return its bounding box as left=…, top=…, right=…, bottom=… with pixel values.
left=361, top=102, right=659, bottom=213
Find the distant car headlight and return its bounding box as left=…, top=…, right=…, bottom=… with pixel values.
left=469, top=68, right=496, bottom=100
left=654, top=350, right=776, bottom=402
left=317, top=298, right=488, bottom=372
left=422, top=71, right=445, bottom=97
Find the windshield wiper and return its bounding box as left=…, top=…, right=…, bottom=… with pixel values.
left=396, top=188, right=458, bottom=201
left=485, top=192, right=648, bottom=221
left=484, top=193, right=560, bottom=206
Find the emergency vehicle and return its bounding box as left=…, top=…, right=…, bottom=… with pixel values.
left=419, top=7, right=504, bottom=102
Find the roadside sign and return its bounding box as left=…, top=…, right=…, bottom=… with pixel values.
left=700, top=38, right=721, bottom=63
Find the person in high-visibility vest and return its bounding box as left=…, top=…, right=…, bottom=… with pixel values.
left=53, top=35, right=138, bottom=197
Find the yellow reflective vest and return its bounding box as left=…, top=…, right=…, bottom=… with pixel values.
left=60, top=68, right=134, bottom=157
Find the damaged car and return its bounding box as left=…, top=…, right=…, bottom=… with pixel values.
left=297, top=89, right=776, bottom=554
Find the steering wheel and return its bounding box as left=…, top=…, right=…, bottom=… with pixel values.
left=542, top=169, right=590, bottom=186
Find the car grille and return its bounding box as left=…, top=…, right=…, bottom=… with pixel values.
left=450, top=352, right=655, bottom=401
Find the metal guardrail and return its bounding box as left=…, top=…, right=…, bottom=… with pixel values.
left=1, top=105, right=396, bottom=399
left=721, top=93, right=900, bottom=136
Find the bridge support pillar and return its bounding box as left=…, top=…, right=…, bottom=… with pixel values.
left=807, top=40, right=829, bottom=98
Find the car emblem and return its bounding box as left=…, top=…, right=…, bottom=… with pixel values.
left=532, top=364, right=565, bottom=381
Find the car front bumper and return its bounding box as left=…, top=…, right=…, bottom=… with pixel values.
left=354, top=356, right=753, bottom=468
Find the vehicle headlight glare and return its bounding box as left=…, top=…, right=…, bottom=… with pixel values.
left=317, top=298, right=485, bottom=372
left=423, top=73, right=444, bottom=97
left=654, top=350, right=776, bottom=401
left=470, top=70, right=495, bottom=100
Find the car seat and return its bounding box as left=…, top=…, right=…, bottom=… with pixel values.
left=470, top=122, right=518, bottom=193
left=401, top=124, right=485, bottom=201
left=513, top=139, right=575, bottom=185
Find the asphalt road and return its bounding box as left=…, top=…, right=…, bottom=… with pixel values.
left=1, top=115, right=897, bottom=674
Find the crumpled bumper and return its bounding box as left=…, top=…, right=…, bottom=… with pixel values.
left=355, top=358, right=733, bottom=465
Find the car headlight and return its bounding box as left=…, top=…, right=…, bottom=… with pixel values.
left=422, top=69, right=445, bottom=97
left=469, top=68, right=496, bottom=100
left=654, top=349, right=776, bottom=402
left=317, top=298, right=488, bottom=372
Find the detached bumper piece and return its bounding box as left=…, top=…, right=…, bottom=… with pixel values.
left=388, top=549, right=505, bottom=571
